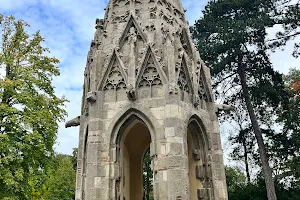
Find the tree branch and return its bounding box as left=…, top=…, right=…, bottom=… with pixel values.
left=267, top=32, right=300, bottom=42
left=213, top=72, right=237, bottom=88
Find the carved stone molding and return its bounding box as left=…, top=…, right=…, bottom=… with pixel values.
left=112, top=11, right=130, bottom=24
left=119, top=14, right=147, bottom=48
left=65, top=116, right=81, bottom=128
left=169, top=83, right=179, bottom=94
left=126, top=84, right=136, bottom=100
left=196, top=165, right=205, bottom=181
left=99, top=50, right=128, bottom=92
left=136, top=46, right=167, bottom=90
left=138, top=57, right=162, bottom=88
left=86, top=91, right=97, bottom=103
left=197, top=188, right=206, bottom=200
left=192, top=149, right=201, bottom=161
left=176, top=55, right=193, bottom=96
left=198, top=69, right=209, bottom=101
left=104, top=64, right=126, bottom=91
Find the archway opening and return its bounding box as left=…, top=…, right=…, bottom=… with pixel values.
left=82, top=126, right=89, bottom=199
left=187, top=128, right=203, bottom=200
left=119, top=120, right=152, bottom=200
left=187, top=119, right=213, bottom=200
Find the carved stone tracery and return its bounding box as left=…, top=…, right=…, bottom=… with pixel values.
left=104, top=62, right=126, bottom=91
left=138, top=56, right=162, bottom=89
left=112, top=11, right=130, bottom=24
left=119, top=15, right=147, bottom=48
left=198, top=69, right=209, bottom=101
left=176, top=55, right=192, bottom=91
left=177, top=63, right=189, bottom=93
left=102, top=51, right=127, bottom=93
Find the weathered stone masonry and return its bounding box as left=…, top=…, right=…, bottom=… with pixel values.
left=66, top=0, right=228, bottom=199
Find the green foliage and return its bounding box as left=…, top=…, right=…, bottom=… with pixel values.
left=225, top=166, right=300, bottom=200
left=191, top=1, right=290, bottom=199
left=44, top=154, right=76, bottom=200
left=143, top=148, right=154, bottom=200
left=27, top=154, right=76, bottom=200
left=270, top=1, right=300, bottom=57
left=0, top=15, right=67, bottom=199
left=271, top=68, right=300, bottom=183
left=191, top=0, right=285, bottom=111
left=225, top=166, right=246, bottom=190
left=71, top=148, right=78, bottom=171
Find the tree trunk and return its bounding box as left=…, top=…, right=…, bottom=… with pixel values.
left=242, top=137, right=251, bottom=182
left=238, top=66, right=277, bottom=200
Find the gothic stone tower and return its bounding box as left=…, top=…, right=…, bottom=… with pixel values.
left=67, top=0, right=228, bottom=199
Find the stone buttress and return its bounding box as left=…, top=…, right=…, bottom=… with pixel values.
left=67, top=0, right=229, bottom=199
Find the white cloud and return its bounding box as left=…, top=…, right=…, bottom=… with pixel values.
left=0, top=0, right=107, bottom=155
left=0, top=0, right=38, bottom=11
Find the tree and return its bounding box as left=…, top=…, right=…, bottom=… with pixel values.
left=225, top=166, right=300, bottom=200
left=71, top=148, right=78, bottom=171
left=228, top=123, right=255, bottom=182
left=191, top=1, right=286, bottom=199
left=220, top=97, right=257, bottom=182
left=271, top=68, right=300, bottom=183
left=28, top=154, right=76, bottom=200
left=269, top=1, right=300, bottom=57
left=0, top=15, right=67, bottom=199
left=143, top=148, right=153, bottom=200
left=44, top=154, right=76, bottom=200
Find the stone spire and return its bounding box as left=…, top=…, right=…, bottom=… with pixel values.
left=71, top=0, right=229, bottom=199
left=82, top=0, right=212, bottom=106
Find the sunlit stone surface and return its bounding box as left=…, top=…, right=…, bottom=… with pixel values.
left=73, top=0, right=228, bottom=199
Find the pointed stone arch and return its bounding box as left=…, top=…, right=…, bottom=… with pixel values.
left=108, top=106, right=159, bottom=157
left=176, top=53, right=194, bottom=101
left=119, top=14, right=147, bottom=48
left=188, top=115, right=209, bottom=151
left=165, top=33, right=174, bottom=44
left=180, top=27, right=194, bottom=59
left=98, top=49, right=127, bottom=91
left=136, top=46, right=167, bottom=98
left=108, top=107, right=159, bottom=200
left=136, top=46, right=167, bottom=86
left=187, top=115, right=214, bottom=200
left=118, top=14, right=148, bottom=73
left=198, top=67, right=212, bottom=102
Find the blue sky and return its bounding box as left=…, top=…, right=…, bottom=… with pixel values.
left=0, top=0, right=298, bottom=166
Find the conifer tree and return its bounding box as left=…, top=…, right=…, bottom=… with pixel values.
left=191, top=1, right=286, bottom=199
